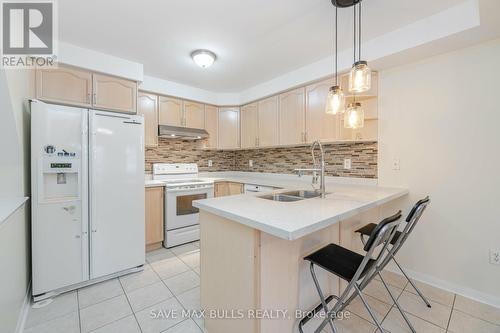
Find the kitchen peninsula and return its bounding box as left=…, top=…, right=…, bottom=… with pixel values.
left=193, top=179, right=408, bottom=333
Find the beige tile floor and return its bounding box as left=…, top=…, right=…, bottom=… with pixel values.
left=24, top=243, right=500, bottom=333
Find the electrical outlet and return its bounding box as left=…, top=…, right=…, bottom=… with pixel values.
left=208, top=160, right=213, bottom=167
left=490, top=249, right=500, bottom=265
left=343, top=159, right=352, bottom=170
left=249, top=160, right=254, bottom=167
left=392, top=158, right=401, bottom=170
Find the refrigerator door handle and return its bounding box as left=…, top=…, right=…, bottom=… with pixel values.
left=88, top=111, right=97, bottom=278
left=123, top=120, right=142, bottom=125
left=94, top=112, right=131, bottom=120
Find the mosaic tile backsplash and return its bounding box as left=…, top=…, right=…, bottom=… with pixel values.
left=145, top=138, right=377, bottom=178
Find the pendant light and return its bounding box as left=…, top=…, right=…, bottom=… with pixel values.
left=325, top=6, right=345, bottom=115
left=348, top=2, right=371, bottom=93
left=344, top=102, right=364, bottom=129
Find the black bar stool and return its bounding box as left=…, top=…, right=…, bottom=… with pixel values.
left=299, top=211, right=403, bottom=333
left=355, top=197, right=431, bottom=307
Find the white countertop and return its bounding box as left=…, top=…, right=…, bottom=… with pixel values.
left=144, top=171, right=378, bottom=188
left=191, top=173, right=408, bottom=240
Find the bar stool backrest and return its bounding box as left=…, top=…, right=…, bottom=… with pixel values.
left=352, top=211, right=403, bottom=284
left=391, top=196, right=431, bottom=254
left=363, top=210, right=403, bottom=252
left=406, top=196, right=430, bottom=233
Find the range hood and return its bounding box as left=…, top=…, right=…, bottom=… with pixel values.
left=158, top=125, right=209, bottom=140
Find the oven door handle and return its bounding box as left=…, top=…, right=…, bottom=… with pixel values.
left=166, top=185, right=214, bottom=193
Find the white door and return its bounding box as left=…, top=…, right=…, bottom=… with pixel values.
left=89, top=111, right=145, bottom=279
left=31, top=101, right=89, bottom=295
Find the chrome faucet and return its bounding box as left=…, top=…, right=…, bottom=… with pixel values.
left=294, top=140, right=326, bottom=198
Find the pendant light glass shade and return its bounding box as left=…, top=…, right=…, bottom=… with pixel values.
left=349, top=61, right=371, bottom=93
left=325, top=85, right=346, bottom=115
left=344, top=102, right=364, bottom=129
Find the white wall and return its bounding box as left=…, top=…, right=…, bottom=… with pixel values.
left=0, top=68, right=33, bottom=333
left=378, top=39, right=500, bottom=307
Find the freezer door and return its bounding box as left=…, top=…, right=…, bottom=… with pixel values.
left=89, top=110, right=145, bottom=279
left=30, top=100, right=89, bottom=295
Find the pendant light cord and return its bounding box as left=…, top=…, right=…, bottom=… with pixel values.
left=353, top=3, right=357, bottom=103
left=353, top=4, right=357, bottom=64
left=335, top=6, right=338, bottom=86
left=359, top=2, right=362, bottom=61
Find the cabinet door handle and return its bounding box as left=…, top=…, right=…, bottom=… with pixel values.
left=92, top=93, right=97, bottom=105
left=86, top=93, right=91, bottom=104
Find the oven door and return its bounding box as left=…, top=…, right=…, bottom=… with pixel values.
left=165, top=186, right=214, bottom=230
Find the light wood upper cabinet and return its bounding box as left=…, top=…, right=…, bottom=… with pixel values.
left=93, top=73, right=137, bottom=114
left=214, top=181, right=243, bottom=197
left=145, top=186, right=164, bottom=251
left=204, top=105, right=218, bottom=149
left=240, top=103, right=258, bottom=149
left=258, top=96, right=278, bottom=147
left=218, top=107, right=240, bottom=149
left=137, top=92, right=158, bottom=147
left=36, top=66, right=92, bottom=107
left=184, top=101, right=205, bottom=129
left=159, top=96, right=183, bottom=126
left=305, top=79, right=340, bottom=143
left=279, top=87, right=305, bottom=145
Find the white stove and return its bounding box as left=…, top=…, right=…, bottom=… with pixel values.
left=152, top=163, right=214, bottom=248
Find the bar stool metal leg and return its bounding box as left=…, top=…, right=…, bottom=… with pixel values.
left=377, top=271, right=417, bottom=333
left=309, top=263, right=338, bottom=333
left=360, top=234, right=432, bottom=308
left=353, top=283, right=385, bottom=332
left=392, top=256, right=432, bottom=308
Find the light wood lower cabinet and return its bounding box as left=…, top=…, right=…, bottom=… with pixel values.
left=138, top=92, right=158, bottom=147
left=36, top=65, right=93, bottom=107
left=145, top=186, right=164, bottom=251
left=93, top=73, right=137, bottom=114
left=214, top=182, right=244, bottom=197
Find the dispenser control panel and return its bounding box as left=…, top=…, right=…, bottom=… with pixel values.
left=50, top=163, right=72, bottom=169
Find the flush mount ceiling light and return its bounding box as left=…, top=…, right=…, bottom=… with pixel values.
left=325, top=6, right=345, bottom=115
left=191, top=49, right=216, bottom=68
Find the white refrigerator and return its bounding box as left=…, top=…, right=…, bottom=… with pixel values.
left=31, top=100, right=145, bottom=300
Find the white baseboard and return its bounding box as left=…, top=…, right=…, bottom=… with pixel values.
left=15, top=281, right=31, bottom=333
left=384, top=265, right=500, bottom=309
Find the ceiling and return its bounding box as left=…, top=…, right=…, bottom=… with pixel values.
left=59, top=0, right=469, bottom=92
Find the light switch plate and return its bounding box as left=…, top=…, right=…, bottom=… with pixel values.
left=392, top=158, right=401, bottom=170
left=344, top=159, right=352, bottom=170
left=208, top=160, right=213, bottom=167
left=490, top=249, right=500, bottom=265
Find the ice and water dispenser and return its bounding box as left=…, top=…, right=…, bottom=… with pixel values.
left=39, top=146, right=81, bottom=203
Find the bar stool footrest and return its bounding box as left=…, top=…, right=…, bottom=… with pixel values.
left=298, top=295, right=338, bottom=333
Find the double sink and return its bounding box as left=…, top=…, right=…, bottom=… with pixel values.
left=258, top=190, right=323, bottom=202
